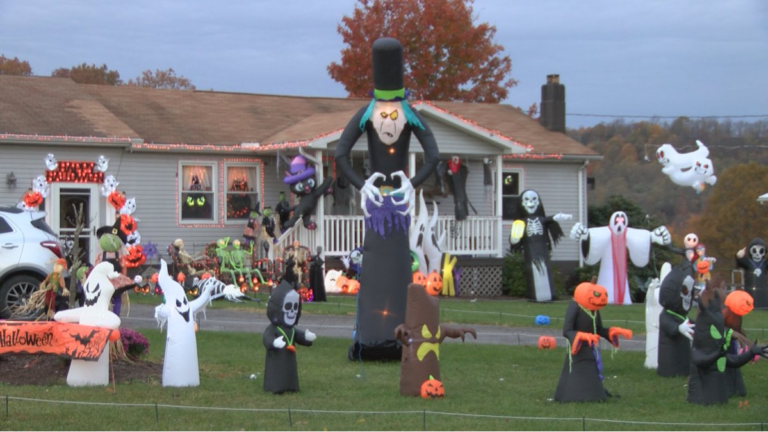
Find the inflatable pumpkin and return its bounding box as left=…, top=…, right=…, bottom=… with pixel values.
left=537, top=335, right=556, bottom=350
left=412, top=271, right=427, bottom=286
left=725, top=290, right=754, bottom=317
left=119, top=214, right=137, bottom=236
left=124, top=245, right=146, bottom=268
left=574, top=280, right=608, bottom=311
left=425, top=272, right=442, bottom=296
left=420, top=375, right=445, bottom=399
left=23, top=190, right=43, bottom=208
left=696, top=259, right=710, bottom=276
left=107, top=190, right=126, bottom=210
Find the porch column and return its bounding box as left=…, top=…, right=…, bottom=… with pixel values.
left=316, top=149, right=325, bottom=258
left=495, top=154, right=503, bottom=258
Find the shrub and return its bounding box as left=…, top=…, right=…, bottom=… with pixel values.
left=120, top=328, right=150, bottom=359
left=502, top=251, right=527, bottom=297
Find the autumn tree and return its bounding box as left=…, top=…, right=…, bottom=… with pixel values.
left=0, top=55, right=32, bottom=76
left=51, top=63, right=122, bottom=85
left=126, top=68, right=196, bottom=90
left=327, top=0, right=516, bottom=103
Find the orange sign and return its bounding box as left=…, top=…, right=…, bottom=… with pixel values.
left=0, top=321, right=118, bottom=360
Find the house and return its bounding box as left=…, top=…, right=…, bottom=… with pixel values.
left=0, top=74, right=599, bottom=295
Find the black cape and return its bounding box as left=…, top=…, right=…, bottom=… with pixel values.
left=308, top=255, right=326, bottom=302
left=657, top=266, right=693, bottom=377
left=512, top=214, right=562, bottom=302
left=554, top=302, right=611, bottom=403
left=735, top=238, right=768, bottom=309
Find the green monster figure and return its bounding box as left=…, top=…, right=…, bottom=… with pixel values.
left=215, top=237, right=236, bottom=284
left=231, top=238, right=265, bottom=288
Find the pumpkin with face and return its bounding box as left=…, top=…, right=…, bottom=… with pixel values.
left=124, top=245, right=146, bottom=268
left=425, top=272, right=442, bottom=297
left=420, top=376, right=445, bottom=399
left=538, top=335, right=557, bottom=350
left=573, top=281, right=608, bottom=311
left=412, top=271, right=427, bottom=286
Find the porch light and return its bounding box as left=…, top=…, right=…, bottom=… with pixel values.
left=6, top=171, right=16, bottom=189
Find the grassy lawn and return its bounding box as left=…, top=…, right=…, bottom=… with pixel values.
left=128, top=292, right=768, bottom=337
left=1, top=330, right=767, bottom=430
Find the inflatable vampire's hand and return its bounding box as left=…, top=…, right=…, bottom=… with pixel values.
left=305, top=330, right=317, bottom=342
left=553, top=213, right=573, bottom=222
left=651, top=226, right=671, bottom=245
left=390, top=171, right=415, bottom=216
left=360, top=173, right=385, bottom=217
left=677, top=319, right=695, bottom=341
left=273, top=335, right=287, bottom=349
left=570, top=223, right=588, bottom=241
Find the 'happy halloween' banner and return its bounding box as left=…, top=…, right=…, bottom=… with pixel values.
left=0, top=321, right=117, bottom=360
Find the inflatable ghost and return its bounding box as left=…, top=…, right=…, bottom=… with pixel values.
left=644, top=263, right=669, bottom=369
left=409, top=191, right=446, bottom=275
left=155, top=259, right=211, bottom=387
left=54, top=261, right=121, bottom=386
left=571, top=212, right=671, bottom=305
left=101, top=175, right=119, bottom=197
left=656, top=140, right=716, bottom=192
left=32, top=175, right=50, bottom=198
left=120, top=197, right=137, bottom=215
left=656, top=140, right=709, bottom=175
left=324, top=270, right=343, bottom=294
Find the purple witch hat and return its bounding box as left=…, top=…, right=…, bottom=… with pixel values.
left=283, top=155, right=315, bottom=184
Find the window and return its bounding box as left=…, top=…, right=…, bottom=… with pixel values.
left=501, top=170, right=522, bottom=220
left=179, top=162, right=216, bottom=223
left=0, top=216, right=13, bottom=234
left=224, top=163, right=260, bottom=223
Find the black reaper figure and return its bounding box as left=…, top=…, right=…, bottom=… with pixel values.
left=334, top=38, right=439, bottom=360
left=657, top=265, right=695, bottom=377
left=735, top=238, right=768, bottom=309
left=509, top=190, right=569, bottom=302
left=308, top=246, right=326, bottom=302
left=263, top=280, right=316, bottom=394
left=687, top=289, right=768, bottom=405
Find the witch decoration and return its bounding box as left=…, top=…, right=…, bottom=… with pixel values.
left=280, top=149, right=333, bottom=232
left=657, top=265, right=695, bottom=377
left=553, top=279, right=633, bottom=403
left=394, top=284, right=475, bottom=397
left=333, top=37, right=439, bottom=360
left=735, top=238, right=767, bottom=309
left=509, top=189, right=571, bottom=302
left=263, top=280, right=316, bottom=394
left=570, top=211, right=671, bottom=305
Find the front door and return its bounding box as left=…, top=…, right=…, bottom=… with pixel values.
left=47, top=184, right=100, bottom=265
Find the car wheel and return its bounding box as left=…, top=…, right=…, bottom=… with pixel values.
left=0, top=275, right=42, bottom=319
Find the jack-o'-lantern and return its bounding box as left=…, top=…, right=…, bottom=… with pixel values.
left=425, top=271, right=442, bottom=296
left=696, top=260, right=710, bottom=276
left=412, top=271, right=427, bottom=286
left=725, top=290, right=754, bottom=317
left=420, top=375, right=445, bottom=399
left=124, top=245, right=146, bottom=268
left=107, top=190, right=126, bottom=210
left=336, top=276, right=360, bottom=294
left=23, top=190, right=43, bottom=208
left=119, top=214, right=136, bottom=235
left=574, top=280, right=607, bottom=311
left=537, top=335, right=557, bottom=350
left=176, top=272, right=186, bottom=283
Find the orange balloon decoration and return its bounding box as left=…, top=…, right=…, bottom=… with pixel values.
left=412, top=271, right=427, bottom=286
left=574, top=279, right=608, bottom=311
left=538, top=335, right=557, bottom=350
left=107, top=190, right=126, bottom=210
left=725, top=290, right=754, bottom=317
left=425, top=271, right=442, bottom=297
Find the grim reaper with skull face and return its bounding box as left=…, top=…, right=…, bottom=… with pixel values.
left=334, top=38, right=439, bottom=360
left=571, top=211, right=671, bottom=305
left=509, top=189, right=571, bottom=301
left=263, top=280, right=316, bottom=394
left=657, top=265, right=695, bottom=377
left=736, top=238, right=768, bottom=308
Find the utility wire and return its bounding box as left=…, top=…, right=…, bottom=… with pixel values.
left=567, top=113, right=768, bottom=119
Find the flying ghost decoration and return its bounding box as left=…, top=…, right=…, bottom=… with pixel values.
left=44, top=153, right=58, bottom=171
left=32, top=175, right=50, bottom=198
left=656, top=140, right=716, bottom=192
left=126, top=230, right=141, bottom=246
left=120, top=198, right=137, bottom=215
left=94, top=155, right=109, bottom=173
left=54, top=261, right=121, bottom=386
left=101, top=175, right=119, bottom=197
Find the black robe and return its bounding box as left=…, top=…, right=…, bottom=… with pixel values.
left=657, top=266, right=693, bottom=377
left=513, top=215, right=560, bottom=302
left=308, top=255, right=326, bottom=302
left=724, top=340, right=747, bottom=398
left=335, top=105, right=439, bottom=360
left=554, top=302, right=611, bottom=403
left=735, top=239, right=768, bottom=309
left=262, top=324, right=312, bottom=394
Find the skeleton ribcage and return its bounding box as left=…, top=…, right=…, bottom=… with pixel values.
left=526, top=218, right=544, bottom=236
left=196, top=277, right=227, bottom=300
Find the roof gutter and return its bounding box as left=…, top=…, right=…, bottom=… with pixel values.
left=0, top=134, right=139, bottom=148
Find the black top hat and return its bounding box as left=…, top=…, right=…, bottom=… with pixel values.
left=372, top=38, right=405, bottom=101
left=96, top=219, right=127, bottom=245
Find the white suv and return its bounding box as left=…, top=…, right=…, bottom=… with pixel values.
left=0, top=206, right=63, bottom=318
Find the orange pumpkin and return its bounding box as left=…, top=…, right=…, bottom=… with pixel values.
left=574, top=280, right=608, bottom=311
left=124, top=245, right=145, bottom=268
left=412, top=271, right=427, bottom=286
left=107, top=190, right=126, bottom=210
left=150, top=273, right=159, bottom=284
left=420, top=375, right=445, bottom=399
left=22, top=190, right=43, bottom=208
left=425, top=271, right=442, bottom=296
left=725, top=290, right=754, bottom=317
left=537, top=335, right=557, bottom=350
left=696, top=260, right=710, bottom=275
left=336, top=276, right=361, bottom=294
left=119, top=214, right=137, bottom=236
left=176, top=272, right=186, bottom=283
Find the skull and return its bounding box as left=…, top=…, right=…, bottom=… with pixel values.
left=282, top=290, right=300, bottom=326
left=684, top=233, right=699, bottom=249
left=609, top=211, right=629, bottom=235
left=751, top=245, right=766, bottom=263
left=521, top=190, right=540, bottom=214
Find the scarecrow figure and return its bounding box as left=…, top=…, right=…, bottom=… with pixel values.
left=334, top=37, right=439, bottom=360
left=33, top=258, right=69, bottom=319
left=735, top=238, right=767, bottom=308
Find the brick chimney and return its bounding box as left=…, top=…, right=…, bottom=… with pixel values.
left=539, top=74, right=566, bottom=133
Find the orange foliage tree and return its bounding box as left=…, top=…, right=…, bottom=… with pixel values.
left=126, top=68, right=196, bottom=90
left=0, top=55, right=32, bottom=76
left=327, top=0, right=516, bottom=103
left=51, top=63, right=122, bottom=85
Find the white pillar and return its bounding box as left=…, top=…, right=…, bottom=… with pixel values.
left=409, top=152, right=417, bottom=221
left=495, top=155, right=503, bottom=258
left=315, top=149, right=325, bottom=258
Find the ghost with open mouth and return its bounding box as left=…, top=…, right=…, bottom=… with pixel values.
left=155, top=259, right=211, bottom=387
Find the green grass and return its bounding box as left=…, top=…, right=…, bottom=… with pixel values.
left=1, top=330, right=767, bottom=430
left=128, top=293, right=768, bottom=337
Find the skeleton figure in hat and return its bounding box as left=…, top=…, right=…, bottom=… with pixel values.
left=334, top=37, right=439, bottom=360
left=735, top=238, right=767, bottom=308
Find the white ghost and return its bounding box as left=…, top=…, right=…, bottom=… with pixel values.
left=101, top=175, right=119, bottom=197
left=32, top=175, right=50, bottom=198
left=120, top=197, right=137, bottom=215
left=409, top=190, right=430, bottom=275
left=644, top=263, right=670, bottom=369
left=54, top=261, right=121, bottom=386
left=44, top=153, right=58, bottom=171
left=94, top=155, right=109, bottom=172
left=126, top=230, right=141, bottom=246
left=424, top=202, right=446, bottom=274
left=656, top=140, right=709, bottom=175
left=666, top=157, right=717, bottom=193
left=324, top=270, right=343, bottom=294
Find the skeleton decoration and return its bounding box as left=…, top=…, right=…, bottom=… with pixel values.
left=571, top=211, right=671, bottom=305
left=657, top=264, right=695, bottom=377
left=263, top=279, right=316, bottom=393
left=154, top=260, right=212, bottom=387
left=644, top=263, right=667, bottom=369
left=656, top=140, right=717, bottom=193
left=668, top=232, right=700, bottom=265
left=54, top=262, right=121, bottom=386
left=735, top=238, right=768, bottom=308
left=510, top=190, right=570, bottom=302
left=94, top=155, right=109, bottom=172
left=44, top=153, right=58, bottom=171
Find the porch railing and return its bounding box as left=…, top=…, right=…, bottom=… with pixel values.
left=323, top=215, right=501, bottom=257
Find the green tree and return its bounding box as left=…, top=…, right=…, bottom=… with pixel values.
left=328, top=0, right=516, bottom=102
left=0, top=55, right=32, bottom=76
left=51, top=63, right=122, bottom=85
left=126, top=68, right=196, bottom=90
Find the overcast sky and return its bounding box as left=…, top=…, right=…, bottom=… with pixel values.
left=1, top=0, right=766, bottom=128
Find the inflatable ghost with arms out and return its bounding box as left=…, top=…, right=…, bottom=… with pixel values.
left=155, top=259, right=212, bottom=387
left=54, top=261, right=121, bottom=386
left=644, top=263, right=669, bottom=369
left=571, top=211, right=671, bottom=305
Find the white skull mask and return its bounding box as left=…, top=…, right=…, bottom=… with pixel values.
left=751, top=245, right=766, bottom=263
left=521, top=190, right=540, bottom=214
left=609, top=211, right=629, bottom=235
left=684, top=233, right=699, bottom=249
left=681, top=275, right=694, bottom=312
left=372, top=101, right=406, bottom=145
left=282, top=290, right=300, bottom=326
